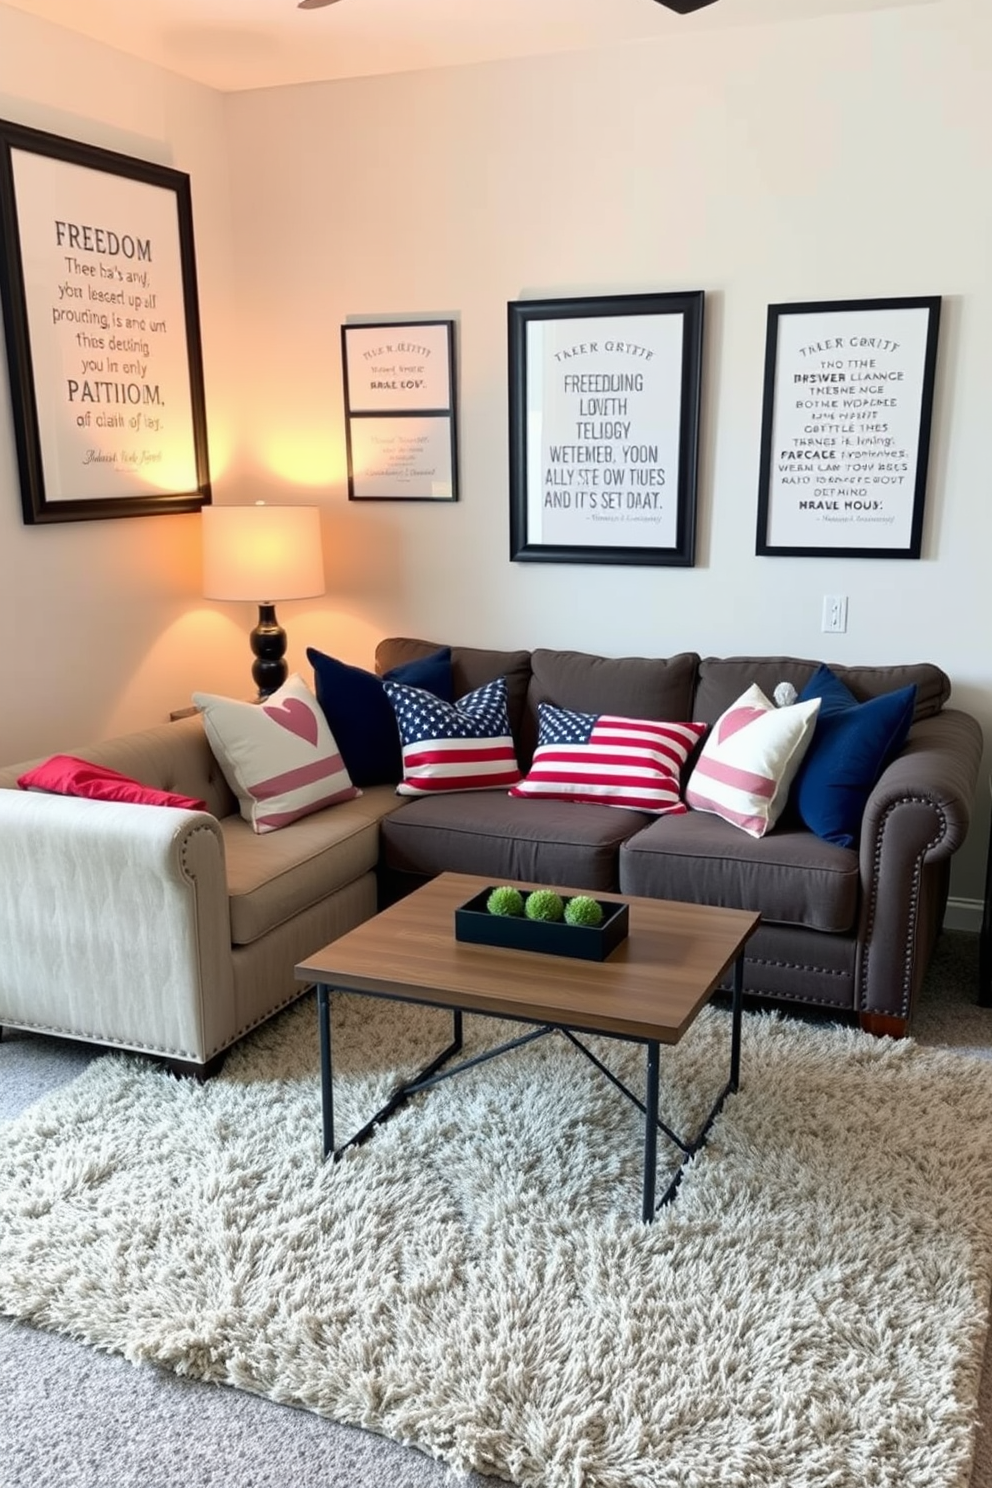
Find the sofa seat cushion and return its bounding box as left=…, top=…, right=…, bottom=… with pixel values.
left=380, top=792, right=651, bottom=892
left=222, top=785, right=403, bottom=946
left=619, top=813, right=859, bottom=933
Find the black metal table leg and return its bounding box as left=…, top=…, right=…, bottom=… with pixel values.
left=317, top=983, right=334, bottom=1158
left=316, top=972, right=745, bottom=1220
left=980, top=787, right=992, bottom=1006
left=642, top=1040, right=660, bottom=1223
left=319, top=998, right=468, bottom=1163
left=730, top=951, right=744, bottom=1091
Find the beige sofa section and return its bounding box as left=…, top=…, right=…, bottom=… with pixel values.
left=0, top=714, right=405, bottom=1075
left=0, top=639, right=983, bottom=1071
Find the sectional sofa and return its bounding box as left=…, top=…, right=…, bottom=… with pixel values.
left=374, top=639, right=982, bottom=1038
left=0, top=637, right=981, bottom=1075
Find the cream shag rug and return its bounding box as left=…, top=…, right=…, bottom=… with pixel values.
left=3, top=994, right=992, bottom=1488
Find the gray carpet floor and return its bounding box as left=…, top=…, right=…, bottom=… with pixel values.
left=2, top=930, right=991, bottom=1488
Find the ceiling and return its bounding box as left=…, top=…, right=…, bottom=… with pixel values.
left=3, top=0, right=932, bottom=93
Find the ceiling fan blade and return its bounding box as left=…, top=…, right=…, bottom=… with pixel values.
left=654, top=0, right=721, bottom=12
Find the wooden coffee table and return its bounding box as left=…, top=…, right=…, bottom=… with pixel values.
left=296, top=872, right=760, bottom=1222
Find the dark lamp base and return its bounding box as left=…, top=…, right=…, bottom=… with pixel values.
left=250, top=603, right=288, bottom=698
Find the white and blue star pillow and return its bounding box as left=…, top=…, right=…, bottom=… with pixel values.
left=381, top=676, right=521, bottom=795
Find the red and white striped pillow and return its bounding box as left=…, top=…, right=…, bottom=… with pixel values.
left=193, top=674, right=360, bottom=833
left=382, top=676, right=521, bottom=795
left=684, top=683, right=820, bottom=838
left=510, top=704, right=707, bottom=814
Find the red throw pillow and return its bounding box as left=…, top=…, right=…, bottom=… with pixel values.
left=17, top=755, right=209, bottom=811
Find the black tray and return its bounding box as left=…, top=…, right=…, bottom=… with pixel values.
left=454, top=887, right=629, bottom=962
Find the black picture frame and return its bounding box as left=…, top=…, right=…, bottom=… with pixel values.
left=0, top=119, right=211, bottom=525
left=341, top=318, right=458, bottom=501
left=508, top=290, right=704, bottom=566
left=755, top=295, right=941, bottom=559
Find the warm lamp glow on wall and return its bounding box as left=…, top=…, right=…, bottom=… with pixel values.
left=202, top=503, right=325, bottom=698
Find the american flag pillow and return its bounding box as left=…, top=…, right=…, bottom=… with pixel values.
left=509, top=704, right=707, bottom=814
left=382, top=676, right=521, bottom=795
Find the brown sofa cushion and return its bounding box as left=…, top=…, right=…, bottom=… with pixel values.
left=692, top=656, right=949, bottom=725
left=619, top=813, right=859, bottom=933
left=380, top=791, right=650, bottom=892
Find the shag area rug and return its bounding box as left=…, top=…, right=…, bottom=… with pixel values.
left=3, top=994, right=992, bottom=1488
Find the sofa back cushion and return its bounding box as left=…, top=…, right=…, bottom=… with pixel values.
left=691, top=656, right=949, bottom=726
left=0, top=714, right=238, bottom=819
left=16, top=755, right=209, bottom=811
left=523, top=649, right=700, bottom=769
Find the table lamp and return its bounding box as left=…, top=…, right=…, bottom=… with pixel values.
left=202, top=502, right=326, bottom=698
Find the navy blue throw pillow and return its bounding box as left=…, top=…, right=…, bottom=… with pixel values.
left=306, top=646, right=453, bottom=787
left=792, top=664, right=916, bottom=848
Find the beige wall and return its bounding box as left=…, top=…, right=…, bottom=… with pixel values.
left=2, top=0, right=991, bottom=912
left=0, top=4, right=242, bottom=756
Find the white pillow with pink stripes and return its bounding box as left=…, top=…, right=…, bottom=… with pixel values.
left=510, top=704, right=707, bottom=814
left=685, top=683, right=820, bottom=839
left=193, top=674, right=360, bottom=833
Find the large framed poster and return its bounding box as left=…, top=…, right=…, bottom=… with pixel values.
left=0, top=120, right=211, bottom=525
left=508, top=290, right=704, bottom=566
left=341, top=319, right=457, bottom=501
left=755, top=296, right=941, bottom=559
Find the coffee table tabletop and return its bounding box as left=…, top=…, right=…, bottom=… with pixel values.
left=297, top=871, right=760, bottom=1045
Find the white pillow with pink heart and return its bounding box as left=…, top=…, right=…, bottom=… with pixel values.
left=684, top=682, right=820, bottom=839
left=192, top=674, right=360, bottom=834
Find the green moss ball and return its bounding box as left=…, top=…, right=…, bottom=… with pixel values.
left=487, top=885, right=526, bottom=917
left=525, top=889, right=565, bottom=922
left=564, top=895, right=604, bottom=928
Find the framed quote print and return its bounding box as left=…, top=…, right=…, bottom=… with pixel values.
left=755, top=295, right=941, bottom=558
left=341, top=319, right=458, bottom=501
left=0, top=119, right=211, bottom=524
left=508, top=289, right=704, bottom=566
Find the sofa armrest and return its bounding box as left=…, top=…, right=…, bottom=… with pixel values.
left=0, top=791, right=235, bottom=1063
left=857, top=708, right=983, bottom=1023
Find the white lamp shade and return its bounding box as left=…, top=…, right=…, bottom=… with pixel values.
left=202, top=504, right=326, bottom=602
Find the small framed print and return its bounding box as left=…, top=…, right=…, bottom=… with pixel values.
left=508, top=290, right=704, bottom=566
left=0, top=118, right=211, bottom=524
left=755, top=296, right=941, bottom=558
left=341, top=319, right=457, bottom=501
